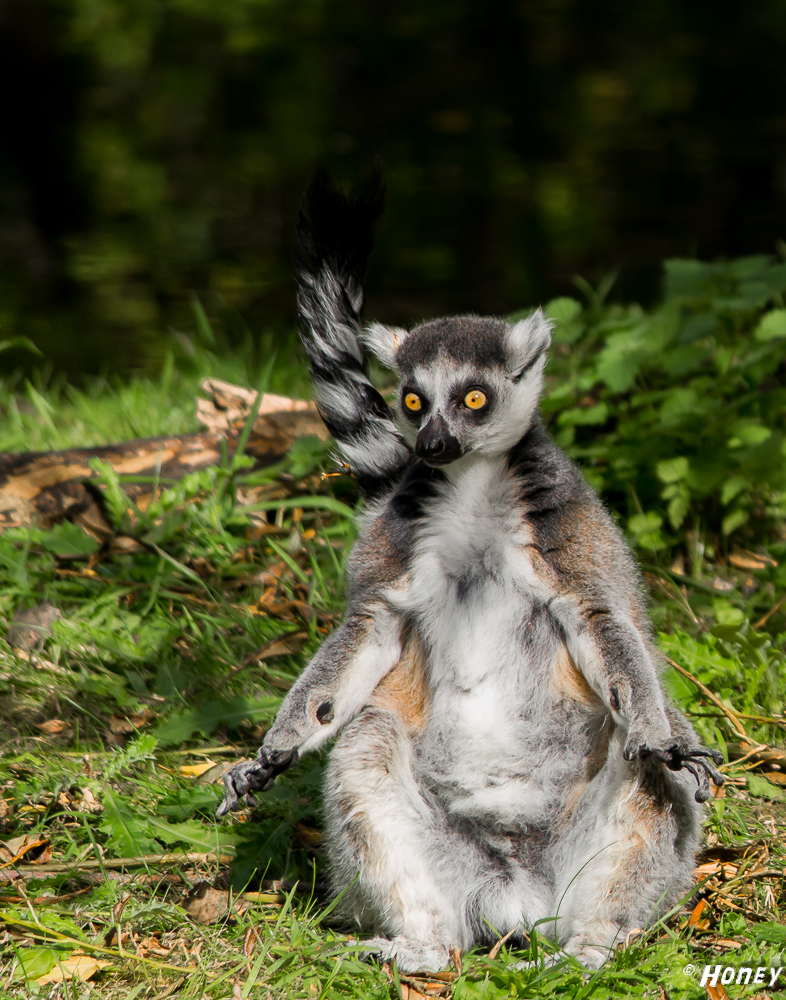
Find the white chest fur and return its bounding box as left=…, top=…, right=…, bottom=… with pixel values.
left=386, top=460, right=568, bottom=823
left=396, top=458, right=549, bottom=680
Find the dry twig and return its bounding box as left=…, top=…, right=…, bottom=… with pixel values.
left=664, top=657, right=748, bottom=738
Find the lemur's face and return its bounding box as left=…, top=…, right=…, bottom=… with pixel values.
left=362, top=312, right=552, bottom=467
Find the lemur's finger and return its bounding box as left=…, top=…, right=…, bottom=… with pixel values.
left=265, top=746, right=299, bottom=777
left=217, top=772, right=241, bottom=817
left=649, top=745, right=682, bottom=769
left=685, top=747, right=725, bottom=785
left=683, top=745, right=721, bottom=761
left=229, top=763, right=255, bottom=797
left=680, top=760, right=713, bottom=802
left=217, top=759, right=271, bottom=817
left=686, top=750, right=725, bottom=787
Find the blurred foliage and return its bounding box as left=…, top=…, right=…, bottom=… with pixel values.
left=543, top=254, right=786, bottom=550
left=2, top=0, right=786, bottom=374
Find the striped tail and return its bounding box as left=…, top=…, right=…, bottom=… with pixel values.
left=296, top=169, right=411, bottom=498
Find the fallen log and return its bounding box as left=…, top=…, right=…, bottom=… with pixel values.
left=0, top=379, right=329, bottom=531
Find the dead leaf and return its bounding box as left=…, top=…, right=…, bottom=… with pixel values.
left=35, top=719, right=67, bottom=735
left=179, top=760, right=219, bottom=778
left=196, top=760, right=238, bottom=785
left=110, top=535, right=146, bottom=554
left=688, top=898, right=710, bottom=928
left=0, top=834, right=29, bottom=860
left=109, top=708, right=156, bottom=734
left=35, top=956, right=109, bottom=984
left=399, top=985, right=430, bottom=1000
left=697, top=841, right=769, bottom=867
left=488, top=928, right=515, bottom=961
left=182, top=881, right=250, bottom=925
left=296, top=822, right=324, bottom=848
left=399, top=976, right=452, bottom=998
left=78, top=788, right=102, bottom=813
left=706, top=983, right=730, bottom=1000
left=729, top=552, right=778, bottom=570
left=150, top=976, right=185, bottom=999
left=762, top=770, right=786, bottom=786
left=137, top=935, right=171, bottom=958
left=714, top=938, right=744, bottom=949
left=696, top=861, right=738, bottom=878
left=244, top=926, right=261, bottom=959
left=8, top=601, right=61, bottom=651
left=257, top=596, right=317, bottom=623
left=245, top=631, right=308, bottom=664
left=0, top=834, right=52, bottom=867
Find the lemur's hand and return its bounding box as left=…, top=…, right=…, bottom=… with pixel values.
left=623, top=735, right=724, bottom=803
left=216, top=747, right=298, bottom=817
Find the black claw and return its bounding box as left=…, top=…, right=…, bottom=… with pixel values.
left=681, top=760, right=712, bottom=802
left=216, top=746, right=300, bottom=817
left=630, top=740, right=724, bottom=803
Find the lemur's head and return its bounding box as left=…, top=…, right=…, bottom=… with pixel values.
left=361, top=312, right=552, bottom=467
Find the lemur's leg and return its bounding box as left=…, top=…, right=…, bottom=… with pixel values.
left=544, top=709, right=702, bottom=969
left=325, top=703, right=554, bottom=973
left=219, top=605, right=402, bottom=815
left=325, top=705, right=461, bottom=973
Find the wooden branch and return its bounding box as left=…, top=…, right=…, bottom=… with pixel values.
left=0, top=914, right=203, bottom=976
left=10, top=851, right=235, bottom=875
left=0, top=379, right=329, bottom=530
left=664, top=656, right=749, bottom=739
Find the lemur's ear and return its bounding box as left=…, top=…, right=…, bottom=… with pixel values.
left=505, top=309, right=552, bottom=378
left=361, top=322, right=409, bottom=369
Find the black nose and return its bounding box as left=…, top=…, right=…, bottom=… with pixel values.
left=415, top=414, right=463, bottom=465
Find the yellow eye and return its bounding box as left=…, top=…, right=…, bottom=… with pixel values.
left=404, top=392, right=422, bottom=412
left=464, top=389, right=487, bottom=410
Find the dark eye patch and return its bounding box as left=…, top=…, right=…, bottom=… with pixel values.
left=452, top=382, right=494, bottom=416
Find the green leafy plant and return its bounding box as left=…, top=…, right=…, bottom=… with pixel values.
left=544, top=254, right=786, bottom=548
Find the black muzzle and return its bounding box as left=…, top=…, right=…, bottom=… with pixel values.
left=415, top=414, right=463, bottom=465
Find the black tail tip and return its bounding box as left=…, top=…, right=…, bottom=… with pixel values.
left=296, top=164, right=386, bottom=282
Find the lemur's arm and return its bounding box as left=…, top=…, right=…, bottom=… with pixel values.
left=554, top=599, right=724, bottom=802
left=218, top=603, right=402, bottom=815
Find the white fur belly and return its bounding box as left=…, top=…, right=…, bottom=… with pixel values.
left=386, top=474, right=566, bottom=825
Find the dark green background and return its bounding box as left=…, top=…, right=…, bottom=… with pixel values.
left=2, top=0, right=786, bottom=375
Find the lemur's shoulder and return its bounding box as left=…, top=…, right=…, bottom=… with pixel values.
left=509, top=420, right=647, bottom=616
left=347, top=462, right=446, bottom=595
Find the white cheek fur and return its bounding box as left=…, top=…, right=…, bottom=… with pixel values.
left=394, top=358, right=545, bottom=459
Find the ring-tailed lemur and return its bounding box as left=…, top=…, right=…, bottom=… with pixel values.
left=218, top=171, right=724, bottom=972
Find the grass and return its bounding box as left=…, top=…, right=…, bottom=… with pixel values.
left=0, top=303, right=785, bottom=998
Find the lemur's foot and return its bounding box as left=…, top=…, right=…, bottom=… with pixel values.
left=515, top=935, right=612, bottom=971
left=357, top=935, right=451, bottom=974
left=514, top=941, right=609, bottom=971
left=216, top=747, right=298, bottom=817
left=623, top=736, right=724, bottom=803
